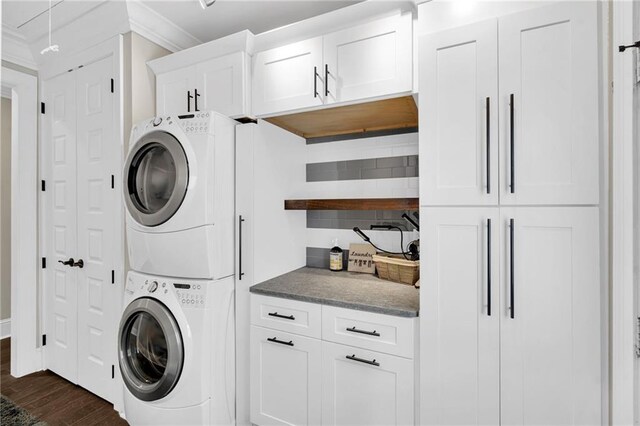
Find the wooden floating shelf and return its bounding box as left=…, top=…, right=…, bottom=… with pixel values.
left=284, top=198, right=419, bottom=211
left=266, top=95, right=418, bottom=139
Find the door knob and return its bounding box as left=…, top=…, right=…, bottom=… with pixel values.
left=58, top=258, right=74, bottom=266
left=72, top=259, right=84, bottom=269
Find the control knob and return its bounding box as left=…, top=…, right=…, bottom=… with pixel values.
left=148, top=281, right=158, bottom=293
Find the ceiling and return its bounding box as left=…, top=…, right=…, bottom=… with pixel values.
left=2, top=0, right=360, bottom=46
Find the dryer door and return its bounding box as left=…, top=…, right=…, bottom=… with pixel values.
left=124, top=131, right=188, bottom=227
left=119, top=298, right=184, bottom=401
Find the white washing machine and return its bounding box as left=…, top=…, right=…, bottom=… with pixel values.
left=124, top=111, right=236, bottom=279
left=119, top=270, right=235, bottom=425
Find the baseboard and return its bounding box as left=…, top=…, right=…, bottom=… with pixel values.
left=0, top=318, right=11, bottom=339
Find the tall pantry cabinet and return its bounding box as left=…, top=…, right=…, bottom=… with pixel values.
left=419, top=3, right=601, bottom=426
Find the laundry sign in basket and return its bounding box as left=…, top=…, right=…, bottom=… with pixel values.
left=372, top=254, right=420, bottom=286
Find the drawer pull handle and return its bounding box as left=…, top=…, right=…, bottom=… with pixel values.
left=346, top=326, right=380, bottom=337
left=346, top=354, right=380, bottom=367
left=268, top=312, right=295, bottom=321
left=267, top=337, right=294, bottom=347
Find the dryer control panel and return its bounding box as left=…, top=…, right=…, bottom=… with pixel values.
left=173, top=282, right=207, bottom=309
left=177, top=112, right=211, bottom=134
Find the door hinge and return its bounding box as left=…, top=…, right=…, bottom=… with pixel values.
left=110, top=78, right=114, bottom=93
left=42, top=335, right=47, bottom=346
left=111, top=270, right=115, bottom=284
left=42, top=257, right=46, bottom=269
left=111, top=175, right=115, bottom=189
left=41, top=180, right=46, bottom=191
left=40, top=102, right=45, bottom=114
left=112, top=365, right=115, bottom=379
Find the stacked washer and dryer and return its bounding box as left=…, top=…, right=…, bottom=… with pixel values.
left=120, top=111, right=237, bottom=425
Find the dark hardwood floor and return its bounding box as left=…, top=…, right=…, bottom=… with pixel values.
left=1, top=338, right=128, bottom=425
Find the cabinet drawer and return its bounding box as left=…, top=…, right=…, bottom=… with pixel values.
left=251, top=294, right=321, bottom=338
left=321, top=305, right=416, bottom=358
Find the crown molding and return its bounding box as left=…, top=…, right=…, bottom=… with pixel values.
left=1, top=86, right=12, bottom=98
left=1, top=28, right=38, bottom=70
left=125, top=0, right=202, bottom=53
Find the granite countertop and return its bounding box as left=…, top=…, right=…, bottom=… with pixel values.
left=250, top=267, right=419, bottom=317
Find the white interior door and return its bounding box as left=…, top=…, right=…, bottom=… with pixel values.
left=44, top=71, right=79, bottom=382
left=420, top=207, right=499, bottom=425
left=252, top=36, right=324, bottom=116
left=323, top=12, right=412, bottom=104
left=419, top=19, right=498, bottom=206
left=75, top=55, right=117, bottom=403
left=500, top=207, right=600, bottom=425
left=498, top=3, right=599, bottom=205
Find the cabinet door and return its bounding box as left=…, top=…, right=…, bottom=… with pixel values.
left=156, top=66, right=196, bottom=116
left=253, top=37, right=324, bottom=116
left=500, top=207, right=600, bottom=425
left=419, top=19, right=498, bottom=206
left=323, top=13, right=412, bottom=104
left=250, top=326, right=322, bottom=426
left=322, top=341, right=414, bottom=426
left=196, top=52, right=248, bottom=118
left=420, top=207, right=500, bottom=425
left=499, top=3, right=599, bottom=205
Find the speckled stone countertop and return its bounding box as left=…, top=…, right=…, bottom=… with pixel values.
left=250, top=267, right=419, bottom=317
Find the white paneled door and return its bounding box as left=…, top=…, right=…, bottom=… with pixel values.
left=421, top=207, right=500, bottom=425
left=44, top=70, right=79, bottom=383
left=500, top=207, right=600, bottom=425
left=499, top=3, right=599, bottom=205
left=75, top=56, right=118, bottom=403
left=156, top=65, right=196, bottom=116
left=44, top=54, right=119, bottom=404
left=420, top=19, right=498, bottom=206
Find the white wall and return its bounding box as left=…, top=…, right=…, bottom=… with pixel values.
left=0, top=96, right=11, bottom=321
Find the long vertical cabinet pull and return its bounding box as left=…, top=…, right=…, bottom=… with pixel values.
left=194, top=88, right=200, bottom=112
left=324, top=64, right=330, bottom=97
left=509, top=94, right=515, bottom=193
left=238, top=215, right=245, bottom=280
left=509, top=218, right=515, bottom=319
left=487, top=218, right=492, bottom=316
left=313, top=67, right=319, bottom=98
left=486, top=97, right=491, bottom=194
left=187, top=90, right=193, bottom=112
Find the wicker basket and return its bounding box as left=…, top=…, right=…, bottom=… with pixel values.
left=372, top=254, right=420, bottom=285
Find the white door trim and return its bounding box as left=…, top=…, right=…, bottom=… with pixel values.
left=1, top=66, right=42, bottom=377
left=610, top=1, right=636, bottom=424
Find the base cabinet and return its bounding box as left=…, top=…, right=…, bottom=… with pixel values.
left=321, top=341, right=414, bottom=426
left=250, top=326, right=322, bottom=426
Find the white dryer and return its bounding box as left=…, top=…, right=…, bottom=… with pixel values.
left=124, top=111, right=236, bottom=279
left=118, top=270, right=235, bottom=425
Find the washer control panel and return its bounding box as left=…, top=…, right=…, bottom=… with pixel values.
left=177, top=112, right=211, bottom=134
left=173, top=282, right=207, bottom=309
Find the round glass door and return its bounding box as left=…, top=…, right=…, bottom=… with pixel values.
left=119, top=298, right=183, bottom=401
left=124, top=131, right=188, bottom=227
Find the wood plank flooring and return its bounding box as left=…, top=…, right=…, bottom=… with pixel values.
left=0, top=338, right=127, bottom=425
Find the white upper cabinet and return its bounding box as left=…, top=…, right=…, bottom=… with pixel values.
left=419, top=2, right=598, bottom=206
left=420, top=19, right=498, bottom=206
left=323, top=13, right=412, bottom=104
left=421, top=207, right=500, bottom=426
left=156, top=66, right=196, bottom=116
left=499, top=207, right=600, bottom=425
left=253, top=12, right=413, bottom=117
left=196, top=52, right=250, bottom=118
left=252, top=37, right=324, bottom=116
left=499, top=3, right=599, bottom=205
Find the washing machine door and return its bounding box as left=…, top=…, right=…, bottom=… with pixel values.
left=119, top=298, right=184, bottom=401
left=124, top=130, right=188, bottom=227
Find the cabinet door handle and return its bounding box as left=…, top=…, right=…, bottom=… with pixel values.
left=194, top=88, right=200, bottom=112
left=267, top=337, right=294, bottom=347
left=314, top=66, right=319, bottom=98
left=486, top=97, right=491, bottom=194
left=324, top=64, right=330, bottom=97
left=346, top=326, right=380, bottom=337
left=268, top=312, right=295, bottom=321
left=487, top=218, right=492, bottom=316
left=238, top=215, right=245, bottom=280
left=187, top=90, right=193, bottom=112
left=509, top=218, right=515, bottom=319
left=346, top=354, right=380, bottom=367
left=509, top=93, right=515, bottom=193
